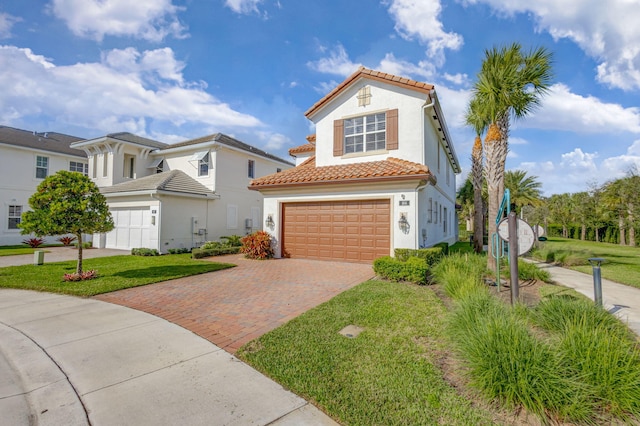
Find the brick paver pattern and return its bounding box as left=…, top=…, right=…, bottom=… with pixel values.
left=95, top=254, right=374, bottom=354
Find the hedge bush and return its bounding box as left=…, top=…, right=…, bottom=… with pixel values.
left=373, top=256, right=429, bottom=285
left=168, top=247, right=191, bottom=254
left=131, top=248, right=160, bottom=256
left=394, top=247, right=444, bottom=266
left=240, top=231, right=274, bottom=259
left=191, top=246, right=240, bottom=259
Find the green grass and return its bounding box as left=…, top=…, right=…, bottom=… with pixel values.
left=238, top=280, right=496, bottom=425
left=531, top=237, right=640, bottom=288
left=0, top=244, right=61, bottom=256
left=0, top=254, right=235, bottom=296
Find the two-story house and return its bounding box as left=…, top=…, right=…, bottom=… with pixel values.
left=0, top=126, right=88, bottom=246
left=250, top=67, right=461, bottom=262
left=71, top=132, right=293, bottom=253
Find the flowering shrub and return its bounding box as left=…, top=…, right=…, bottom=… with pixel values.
left=57, top=236, right=77, bottom=246
left=63, top=269, right=98, bottom=282
left=23, top=237, right=45, bottom=248
left=240, top=231, right=274, bottom=260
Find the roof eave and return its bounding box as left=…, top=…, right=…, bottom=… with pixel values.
left=249, top=173, right=435, bottom=191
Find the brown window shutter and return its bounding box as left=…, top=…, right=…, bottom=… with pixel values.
left=333, top=119, right=344, bottom=156
left=386, top=109, right=398, bottom=150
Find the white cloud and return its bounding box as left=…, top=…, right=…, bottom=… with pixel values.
left=601, top=140, right=640, bottom=179
left=384, top=0, right=463, bottom=65
left=0, top=12, right=21, bottom=39
left=256, top=131, right=292, bottom=151
left=313, top=80, right=340, bottom=95
left=377, top=53, right=435, bottom=80
left=525, top=83, right=640, bottom=134
left=49, top=0, right=186, bottom=42
left=463, top=0, right=640, bottom=91
left=307, top=44, right=361, bottom=77
left=0, top=45, right=262, bottom=135
left=225, top=0, right=264, bottom=14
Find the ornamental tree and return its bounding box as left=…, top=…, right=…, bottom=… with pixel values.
left=20, top=170, right=114, bottom=275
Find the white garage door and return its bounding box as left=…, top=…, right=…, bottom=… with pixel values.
left=106, top=208, right=151, bottom=250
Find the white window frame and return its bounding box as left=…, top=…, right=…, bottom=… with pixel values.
left=70, top=161, right=88, bottom=175
left=198, top=153, right=209, bottom=177
left=36, top=155, right=48, bottom=179
left=344, top=112, right=386, bottom=154
left=102, top=153, right=108, bottom=177
left=8, top=205, right=22, bottom=230
left=248, top=159, right=255, bottom=178
left=147, top=158, right=164, bottom=174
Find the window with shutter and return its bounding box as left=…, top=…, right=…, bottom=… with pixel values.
left=333, top=109, right=398, bottom=156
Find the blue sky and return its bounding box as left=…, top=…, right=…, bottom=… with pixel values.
left=1, top=0, right=639, bottom=196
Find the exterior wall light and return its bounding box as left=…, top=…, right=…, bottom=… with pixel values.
left=265, top=214, right=275, bottom=229
left=398, top=213, right=410, bottom=234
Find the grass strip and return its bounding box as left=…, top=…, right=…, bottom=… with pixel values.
left=238, top=280, right=496, bottom=425
left=0, top=254, right=234, bottom=296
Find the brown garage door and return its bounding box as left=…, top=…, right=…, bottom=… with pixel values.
left=282, top=200, right=390, bottom=263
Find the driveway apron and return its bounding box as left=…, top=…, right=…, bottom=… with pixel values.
left=95, top=254, right=375, bottom=353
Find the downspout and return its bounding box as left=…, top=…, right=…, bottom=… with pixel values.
left=421, top=93, right=435, bottom=166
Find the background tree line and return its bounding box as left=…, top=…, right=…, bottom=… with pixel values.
left=458, top=168, right=640, bottom=247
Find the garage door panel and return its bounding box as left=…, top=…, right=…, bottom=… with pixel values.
left=282, top=200, right=390, bottom=263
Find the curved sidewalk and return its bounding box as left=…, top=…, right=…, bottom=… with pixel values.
left=0, top=289, right=338, bottom=426
left=530, top=260, right=640, bottom=336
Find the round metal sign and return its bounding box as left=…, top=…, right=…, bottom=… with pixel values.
left=497, top=218, right=536, bottom=256
left=534, top=225, right=545, bottom=237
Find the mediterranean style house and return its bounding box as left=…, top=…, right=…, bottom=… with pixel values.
left=250, top=67, right=461, bottom=262
left=70, top=133, right=293, bottom=253
left=0, top=126, right=87, bottom=246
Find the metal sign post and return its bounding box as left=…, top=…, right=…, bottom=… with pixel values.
left=508, top=212, right=519, bottom=304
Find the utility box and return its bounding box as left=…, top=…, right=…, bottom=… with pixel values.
left=34, top=250, right=44, bottom=265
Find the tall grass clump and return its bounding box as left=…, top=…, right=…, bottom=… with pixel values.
left=448, top=292, right=592, bottom=422
left=431, top=253, right=486, bottom=299
left=533, top=296, right=640, bottom=421
left=512, top=259, right=551, bottom=282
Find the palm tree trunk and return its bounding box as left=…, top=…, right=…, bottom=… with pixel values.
left=496, top=114, right=509, bottom=207
left=471, top=136, right=484, bottom=254
left=76, top=233, right=83, bottom=275
left=484, top=123, right=504, bottom=271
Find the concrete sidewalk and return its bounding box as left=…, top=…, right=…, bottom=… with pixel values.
left=0, top=289, right=338, bottom=426
left=0, top=247, right=129, bottom=267
left=530, top=260, right=640, bottom=336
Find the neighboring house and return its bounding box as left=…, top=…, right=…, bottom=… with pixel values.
left=71, top=132, right=293, bottom=253
left=0, top=126, right=87, bottom=246
left=250, top=67, right=461, bottom=262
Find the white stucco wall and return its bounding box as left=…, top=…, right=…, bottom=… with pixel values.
left=0, top=144, right=87, bottom=245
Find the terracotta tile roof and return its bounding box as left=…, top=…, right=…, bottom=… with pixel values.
left=288, top=143, right=315, bottom=156
left=249, top=156, right=435, bottom=189
left=305, top=67, right=434, bottom=118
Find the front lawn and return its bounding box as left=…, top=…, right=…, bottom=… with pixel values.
left=238, top=280, right=496, bottom=425
left=531, top=237, right=640, bottom=288
left=0, top=244, right=60, bottom=257
left=0, top=254, right=235, bottom=296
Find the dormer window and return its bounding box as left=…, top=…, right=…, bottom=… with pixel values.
left=199, top=153, right=209, bottom=176
left=147, top=158, right=164, bottom=174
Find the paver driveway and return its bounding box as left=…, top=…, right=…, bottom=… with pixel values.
left=95, top=254, right=374, bottom=353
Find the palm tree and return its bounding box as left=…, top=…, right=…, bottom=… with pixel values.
left=602, top=178, right=627, bottom=245
left=470, top=43, right=553, bottom=269
left=466, top=97, right=487, bottom=253
left=504, top=169, right=542, bottom=214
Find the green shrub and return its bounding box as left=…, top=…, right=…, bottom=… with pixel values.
left=433, top=242, right=449, bottom=255
left=220, top=235, right=243, bottom=247
left=394, top=247, right=444, bottom=265
left=502, top=259, right=552, bottom=282
left=431, top=253, right=486, bottom=299
left=131, top=248, right=160, bottom=256
left=167, top=247, right=191, bottom=254
left=448, top=292, right=593, bottom=423
left=373, top=256, right=429, bottom=284
left=240, top=231, right=274, bottom=260
left=200, top=240, right=224, bottom=250
left=532, top=296, right=640, bottom=420
left=191, top=246, right=240, bottom=259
